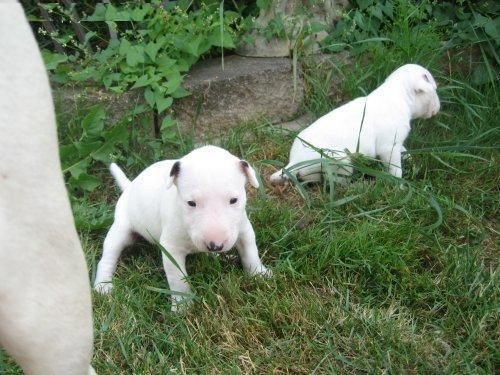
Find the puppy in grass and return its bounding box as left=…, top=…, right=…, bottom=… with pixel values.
left=94, top=146, right=271, bottom=311
left=270, top=64, right=440, bottom=184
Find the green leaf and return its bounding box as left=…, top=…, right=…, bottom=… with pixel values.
left=164, top=72, right=183, bottom=94
left=161, top=116, right=178, bottom=143
left=60, top=144, right=78, bottom=167
left=144, top=88, right=155, bottom=108
left=145, top=41, right=161, bottom=62
left=357, top=0, right=373, bottom=11
left=91, top=142, right=116, bottom=163
left=155, top=94, right=173, bottom=114
left=82, top=105, right=105, bottom=137
left=256, top=0, right=270, bottom=10
left=105, top=122, right=129, bottom=144
left=70, top=67, right=98, bottom=82
left=156, top=55, right=177, bottom=70
left=471, top=63, right=490, bottom=86
left=173, top=36, right=202, bottom=57
left=131, top=6, right=149, bottom=21
left=92, top=123, right=129, bottom=162
left=370, top=5, right=383, bottom=21
left=310, top=21, right=326, bottom=33
left=382, top=2, right=394, bottom=18
left=208, top=29, right=235, bottom=48
left=131, top=74, right=153, bottom=89
left=161, top=116, right=175, bottom=130
left=105, top=4, right=131, bottom=21
left=197, top=38, right=212, bottom=55
left=66, top=158, right=90, bottom=179
left=71, top=173, right=101, bottom=192
left=85, top=3, right=106, bottom=21
left=126, top=45, right=145, bottom=67
left=177, top=0, right=193, bottom=11
left=484, top=18, right=499, bottom=39
left=102, top=73, right=122, bottom=88
left=119, top=39, right=131, bottom=56
left=41, top=50, right=68, bottom=70
left=75, top=141, right=103, bottom=158
left=186, top=36, right=202, bottom=56
left=171, top=86, right=191, bottom=99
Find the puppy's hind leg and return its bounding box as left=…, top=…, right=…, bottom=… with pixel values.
left=94, top=220, right=135, bottom=294
left=270, top=169, right=285, bottom=185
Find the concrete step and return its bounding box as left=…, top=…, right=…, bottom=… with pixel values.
left=55, top=55, right=304, bottom=136
left=173, top=55, right=304, bottom=135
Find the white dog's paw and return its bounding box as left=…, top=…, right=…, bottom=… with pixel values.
left=269, top=170, right=288, bottom=186
left=249, top=264, right=273, bottom=278
left=170, top=296, right=193, bottom=313
left=94, top=281, right=113, bottom=294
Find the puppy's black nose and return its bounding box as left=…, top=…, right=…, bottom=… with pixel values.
left=207, top=241, right=224, bottom=252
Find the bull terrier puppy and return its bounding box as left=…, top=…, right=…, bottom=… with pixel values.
left=270, top=64, right=440, bottom=184
left=94, top=146, right=271, bottom=311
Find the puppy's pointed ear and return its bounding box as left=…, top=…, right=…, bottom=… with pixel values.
left=415, top=73, right=435, bottom=94
left=240, top=160, right=259, bottom=189
left=166, top=161, right=180, bottom=189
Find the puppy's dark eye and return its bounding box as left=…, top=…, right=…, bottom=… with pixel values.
left=229, top=198, right=238, bottom=204
left=187, top=201, right=196, bottom=207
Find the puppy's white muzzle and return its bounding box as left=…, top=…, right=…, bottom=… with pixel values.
left=426, top=92, right=441, bottom=118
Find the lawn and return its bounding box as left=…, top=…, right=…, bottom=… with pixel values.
left=87, top=52, right=498, bottom=372
left=2, top=2, right=498, bottom=374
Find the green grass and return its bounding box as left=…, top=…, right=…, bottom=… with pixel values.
left=2, top=4, right=499, bottom=374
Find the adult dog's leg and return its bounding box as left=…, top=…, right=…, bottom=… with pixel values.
left=0, top=2, right=94, bottom=374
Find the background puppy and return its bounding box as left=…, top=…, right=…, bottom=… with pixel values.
left=0, top=2, right=95, bottom=374
left=270, top=64, right=440, bottom=184
left=94, top=146, right=270, bottom=311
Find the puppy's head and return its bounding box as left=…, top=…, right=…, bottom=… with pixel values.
left=386, top=64, right=440, bottom=120
left=166, top=146, right=259, bottom=253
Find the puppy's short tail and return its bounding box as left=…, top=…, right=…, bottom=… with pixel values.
left=109, top=163, right=131, bottom=191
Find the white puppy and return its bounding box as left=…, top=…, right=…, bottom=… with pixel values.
left=0, top=2, right=95, bottom=374
left=94, top=146, right=270, bottom=311
left=270, top=64, right=440, bottom=184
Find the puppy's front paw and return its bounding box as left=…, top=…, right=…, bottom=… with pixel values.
left=94, top=281, right=113, bottom=294
left=170, top=296, right=193, bottom=313
left=249, top=264, right=273, bottom=278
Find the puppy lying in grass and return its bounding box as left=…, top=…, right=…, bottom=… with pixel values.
left=270, top=64, right=440, bottom=184
left=95, top=146, right=271, bottom=311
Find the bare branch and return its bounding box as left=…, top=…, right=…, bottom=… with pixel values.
left=60, top=0, right=93, bottom=53
left=38, top=3, right=65, bottom=54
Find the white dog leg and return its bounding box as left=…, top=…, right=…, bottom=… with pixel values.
left=94, top=221, right=135, bottom=294
left=236, top=218, right=271, bottom=276
left=159, top=238, right=191, bottom=312
left=380, top=146, right=403, bottom=178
